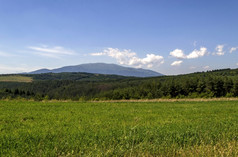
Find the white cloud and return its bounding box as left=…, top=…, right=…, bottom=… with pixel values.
left=171, top=60, right=183, bottom=66
left=214, top=45, right=225, bottom=56
left=236, top=63, right=238, bottom=66
left=186, top=47, right=208, bottom=59
left=203, top=66, right=210, bottom=69
left=90, top=48, right=164, bottom=68
left=97, top=48, right=137, bottom=65
left=28, top=45, right=75, bottom=58
left=169, top=49, right=186, bottom=59
left=90, top=52, right=106, bottom=56
left=230, top=47, right=238, bottom=53
left=129, top=54, right=164, bottom=68
left=170, top=47, right=208, bottom=59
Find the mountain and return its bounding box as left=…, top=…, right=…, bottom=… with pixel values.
left=29, top=63, right=163, bottom=77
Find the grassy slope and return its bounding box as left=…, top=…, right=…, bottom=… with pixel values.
left=0, top=100, right=237, bottom=156
left=0, top=75, right=32, bottom=82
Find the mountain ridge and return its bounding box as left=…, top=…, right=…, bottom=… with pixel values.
left=29, top=63, right=163, bottom=77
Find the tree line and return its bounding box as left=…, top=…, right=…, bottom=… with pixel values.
left=0, top=69, right=238, bottom=100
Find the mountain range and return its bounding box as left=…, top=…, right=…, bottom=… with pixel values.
left=29, top=63, right=163, bottom=77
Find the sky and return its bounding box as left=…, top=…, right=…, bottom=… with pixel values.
left=0, top=0, right=238, bottom=75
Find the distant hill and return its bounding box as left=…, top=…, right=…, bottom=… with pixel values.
left=29, top=63, right=163, bottom=77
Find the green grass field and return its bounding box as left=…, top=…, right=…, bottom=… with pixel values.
left=0, top=75, right=32, bottom=82
left=0, top=100, right=237, bottom=156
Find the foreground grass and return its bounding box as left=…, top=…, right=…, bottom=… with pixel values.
left=0, top=100, right=237, bottom=156
left=0, top=75, right=32, bottom=82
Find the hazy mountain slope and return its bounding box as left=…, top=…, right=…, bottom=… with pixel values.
left=30, top=63, right=163, bottom=77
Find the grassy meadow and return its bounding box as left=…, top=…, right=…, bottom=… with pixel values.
left=0, top=100, right=237, bottom=156
left=0, top=75, right=32, bottom=82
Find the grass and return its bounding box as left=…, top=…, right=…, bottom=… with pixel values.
left=0, top=75, right=32, bottom=82
left=0, top=100, right=237, bottom=156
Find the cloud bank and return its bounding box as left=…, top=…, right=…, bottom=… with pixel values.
left=91, top=48, right=164, bottom=68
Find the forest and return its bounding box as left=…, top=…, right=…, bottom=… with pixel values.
left=0, top=68, right=238, bottom=101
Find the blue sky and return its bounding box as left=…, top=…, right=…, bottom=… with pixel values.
left=0, top=0, right=238, bottom=75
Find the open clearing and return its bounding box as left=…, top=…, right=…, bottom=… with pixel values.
left=0, top=75, right=32, bottom=82
left=0, top=100, right=237, bottom=156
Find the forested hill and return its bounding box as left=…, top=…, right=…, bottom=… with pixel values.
left=0, top=68, right=238, bottom=100
left=25, top=72, right=132, bottom=81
